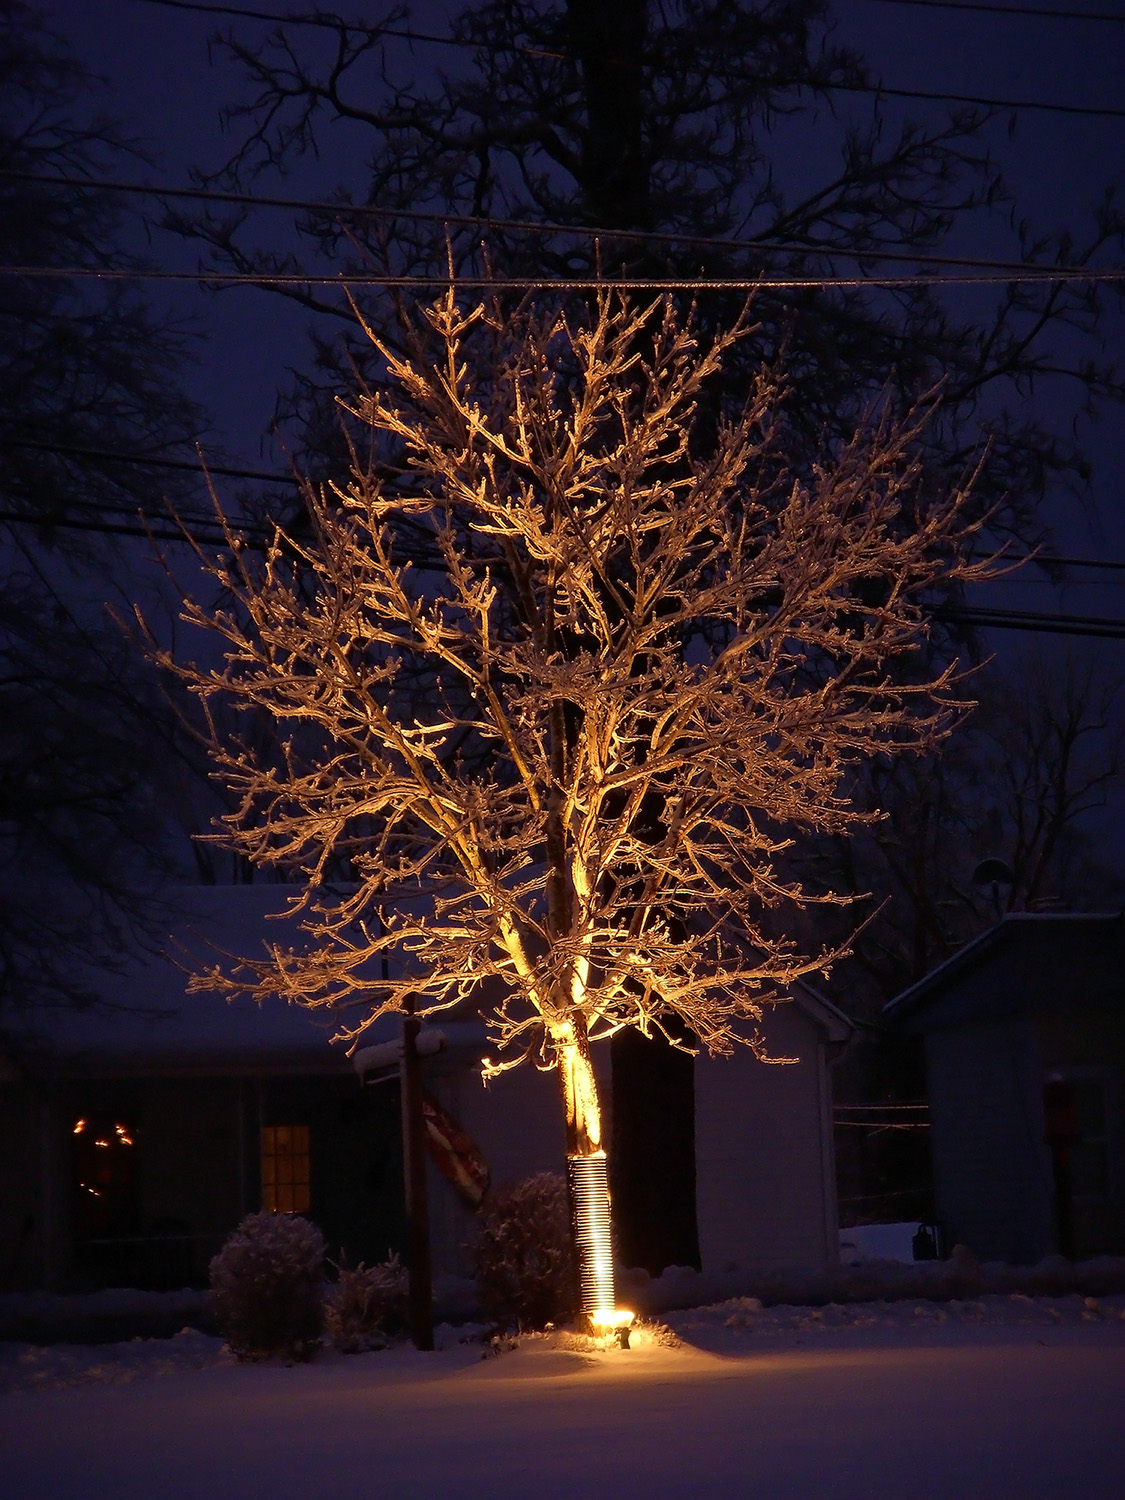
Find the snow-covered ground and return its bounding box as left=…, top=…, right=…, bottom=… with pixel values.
left=3, top=1295, right=1124, bottom=1499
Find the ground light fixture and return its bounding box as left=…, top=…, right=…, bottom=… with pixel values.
left=567, top=1151, right=634, bottom=1346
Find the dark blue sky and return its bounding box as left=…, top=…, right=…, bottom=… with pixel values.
left=34, top=0, right=1125, bottom=616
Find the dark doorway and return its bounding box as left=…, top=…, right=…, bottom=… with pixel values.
left=261, top=1077, right=406, bottom=1267
left=610, top=1029, right=700, bottom=1275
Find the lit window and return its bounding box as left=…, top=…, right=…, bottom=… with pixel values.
left=261, top=1125, right=311, bottom=1213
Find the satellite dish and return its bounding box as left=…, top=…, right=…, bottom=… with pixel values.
left=972, top=857, right=1015, bottom=919
left=972, top=858, right=1014, bottom=887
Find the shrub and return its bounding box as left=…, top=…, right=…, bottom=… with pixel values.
left=325, top=1254, right=408, bottom=1352
left=209, top=1211, right=326, bottom=1360
left=472, top=1173, right=577, bottom=1332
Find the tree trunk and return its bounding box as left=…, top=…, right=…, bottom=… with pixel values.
left=555, top=1017, right=618, bottom=1326
left=567, top=0, right=650, bottom=232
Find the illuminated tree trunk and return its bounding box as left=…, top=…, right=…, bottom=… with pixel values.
left=555, top=1017, right=618, bottom=1329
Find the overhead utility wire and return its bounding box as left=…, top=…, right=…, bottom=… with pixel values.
left=1012, top=555, right=1125, bottom=574
left=942, top=604, right=1125, bottom=639
left=5, top=265, right=1124, bottom=289
left=0, top=510, right=232, bottom=546
left=134, top=0, right=1125, bottom=119
left=5, top=510, right=1125, bottom=636
left=11, top=463, right=1125, bottom=577
left=868, top=0, right=1125, bottom=21
left=2, top=169, right=1109, bottom=279
left=815, top=79, right=1125, bottom=120
left=1, top=437, right=294, bottom=487
left=14, top=441, right=1125, bottom=580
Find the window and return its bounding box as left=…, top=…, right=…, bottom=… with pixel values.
left=260, top=1125, right=311, bottom=1213
left=73, top=1114, right=139, bottom=1242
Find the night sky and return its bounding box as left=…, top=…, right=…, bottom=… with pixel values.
left=25, top=0, right=1125, bottom=844
left=37, top=0, right=1124, bottom=538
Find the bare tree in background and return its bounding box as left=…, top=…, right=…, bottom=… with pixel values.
left=816, top=649, right=1123, bottom=1229
left=0, top=1, right=213, bottom=1011
left=174, top=0, right=1124, bottom=545
left=813, top=649, right=1124, bottom=1013
left=980, top=652, right=1124, bottom=915
left=146, top=289, right=989, bottom=1323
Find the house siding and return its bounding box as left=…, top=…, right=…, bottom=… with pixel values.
left=694, top=1003, right=839, bottom=1271
left=925, top=1017, right=1055, bottom=1263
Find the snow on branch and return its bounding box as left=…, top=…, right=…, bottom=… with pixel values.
left=146, top=288, right=992, bottom=1065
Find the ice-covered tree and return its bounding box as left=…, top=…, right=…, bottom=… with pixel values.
left=147, top=289, right=989, bottom=1323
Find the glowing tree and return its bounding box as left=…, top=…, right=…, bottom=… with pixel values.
left=147, top=290, right=988, bottom=1329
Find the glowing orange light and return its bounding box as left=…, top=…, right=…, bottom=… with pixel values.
left=94, top=1139, right=110, bottom=1149
left=591, top=1308, right=634, bottom=1330
left=73, top=1119, right=86, bottom=1134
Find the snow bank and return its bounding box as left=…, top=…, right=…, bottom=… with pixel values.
left=621, top=1249, right=1125, bottom=1314
left=3, top=1291, right=1122, bottom=1397
left=0, top=1287, right=214, bottom=1345
left=0, top=1326, right=233, bottom=1395
left=0, top=1318, right=495, bottom=1395
left=0, top=1274, right=478, bottom=1346
left=660, top=1288, right=1125, bottom=1356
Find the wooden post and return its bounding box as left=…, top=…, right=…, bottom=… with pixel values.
left=400, top=999, right=434, bottom=1350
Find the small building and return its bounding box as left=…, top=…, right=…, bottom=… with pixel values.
left=884, top=911, right=1125, bottom=1264
left=0, top=887, right=850, bottom=1292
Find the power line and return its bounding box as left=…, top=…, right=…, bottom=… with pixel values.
left=825, top=78, right=1125, bottom=120
left=1, top=437, right=296, bottom=487
left=5, top=505, right=1125, bottom=637
left=868, top=0, right=1125, bottom=21
left=943, top=603, right=1125, bottom=639
left=1006, top=555, right=1125, bottom=575
left=4, top=264, right=1124, bottom=289
left=0, top=510, right=231, bottom=546
left=15, top=442, right=1125, bottom=584
left=132, top=0, right=1125, bottom=120
left=3, top=168, right=1113, bottom=279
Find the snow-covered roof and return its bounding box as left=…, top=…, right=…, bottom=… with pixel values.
left=0, top=883, right=857, bottom=1077
left=0, top=885, right=399, bottom=1077
left=789, top=977, right=853, bottom=1044
left=883, top=910, right=1125, bottom=1033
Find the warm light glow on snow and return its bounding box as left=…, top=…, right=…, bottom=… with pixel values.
left=590, top=1308, right=634, bottom=1330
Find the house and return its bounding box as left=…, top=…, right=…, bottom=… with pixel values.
left=0, top=886, right=851, bottom=1293
left=884, top=911, right=1125, bottom=1264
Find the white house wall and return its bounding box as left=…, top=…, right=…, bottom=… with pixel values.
left=424, top=1002, right=842, bottom=1280
left=425, top=1050, right=581, bottom=1278
left=694, top=1003, right=839, bottom=1272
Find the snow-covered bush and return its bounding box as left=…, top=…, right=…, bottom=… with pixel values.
left=472, top=1173, right=576, bottom=1332
left=325, top=1255, right=408, bottom=1352
left=209, top=1211, right=326, bottom=1361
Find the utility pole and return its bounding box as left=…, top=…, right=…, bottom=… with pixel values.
left=567, top=0, right=650, bottom=233
left=400, top=996, right=434, bottom=1351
